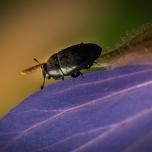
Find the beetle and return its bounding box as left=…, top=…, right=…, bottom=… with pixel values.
left=22, top=43, right=102, bottom=89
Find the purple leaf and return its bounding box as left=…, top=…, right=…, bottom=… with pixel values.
left=0, top=65, right=152, bottom=152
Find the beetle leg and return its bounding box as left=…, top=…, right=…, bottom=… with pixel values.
left=71, top=71, right=84, bottom=78
left=79, top=71, right=84, bottom=78
left=71, top=72, right=80, bottom=78
left=57, top=53, right=65, bottom=80
left=40, top=74, right=46, bottom=89
left=94, top=61, right=100, bottom=66
left=61, top=76, right=64, bottom=80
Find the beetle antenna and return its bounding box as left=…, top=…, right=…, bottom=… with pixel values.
left=33, top=58, right=46, bottom=89
left=33, top=58, right=43, bottom=68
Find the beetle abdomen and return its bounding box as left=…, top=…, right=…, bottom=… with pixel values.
left=57, top=43, right=102, bottom=74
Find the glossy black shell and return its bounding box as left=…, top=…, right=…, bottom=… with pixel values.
left=43, top=43, right=102, bottom=79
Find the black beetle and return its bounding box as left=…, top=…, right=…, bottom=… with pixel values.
left=22, top=43, right=102, bottom=89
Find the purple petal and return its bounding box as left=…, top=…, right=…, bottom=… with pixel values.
left=0, top=65, right=152, bottom=152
